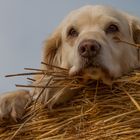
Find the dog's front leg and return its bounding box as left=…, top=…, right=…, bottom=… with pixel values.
left=0, top=90, right=32, bottom=122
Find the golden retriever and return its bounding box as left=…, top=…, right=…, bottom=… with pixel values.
left=0, top=5, right=140, bottom=122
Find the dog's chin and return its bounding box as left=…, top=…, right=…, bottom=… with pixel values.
left=69, top=65, right=113, bottom=85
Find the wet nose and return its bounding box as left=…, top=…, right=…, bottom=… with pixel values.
left=78, top=39, right=101, bottom=58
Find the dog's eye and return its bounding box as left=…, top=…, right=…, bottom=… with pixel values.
left=106, top=24, right=119, bottom=34
left=67, top=27, right=78, bottom=37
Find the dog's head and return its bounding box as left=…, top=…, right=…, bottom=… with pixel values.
left=42, top=5, right=140, bottom=84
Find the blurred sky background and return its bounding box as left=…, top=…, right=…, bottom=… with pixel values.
left=0, top=0, right=140, bottom=93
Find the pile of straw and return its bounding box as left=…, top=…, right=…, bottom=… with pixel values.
left=0, top=64, right=140, bottom=140
left=1, top=39, right=140, bottom=140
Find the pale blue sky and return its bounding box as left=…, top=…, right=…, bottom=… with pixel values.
left=0, top=0, right=140, bottom=93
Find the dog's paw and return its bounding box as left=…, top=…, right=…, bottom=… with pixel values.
left=0, top=90, right=31, bottom=122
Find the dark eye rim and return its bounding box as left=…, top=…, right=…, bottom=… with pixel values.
left=67, top=27, right=79, bottom=37
left=105, top=24, right=119, bottom=34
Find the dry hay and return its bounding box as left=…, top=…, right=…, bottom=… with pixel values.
left=1, top=39, right=140, bottom=140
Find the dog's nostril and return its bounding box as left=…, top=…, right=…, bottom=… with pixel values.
left=81, top=46, right=86, bottom=53
left=90, top=45, right=96, bottom=52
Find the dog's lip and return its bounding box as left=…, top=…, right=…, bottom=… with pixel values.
left=69, top=64, right=105, bottom=76
left=81, top=62, right=104, bottom=72
left=85, top=64, right=100, bottom=69
left=69, top=64, right=111, bottom=78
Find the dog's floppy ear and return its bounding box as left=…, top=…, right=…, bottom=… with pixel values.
left=129, top=16, right=140, bottom=44
left=42, top=27, right=62, bottom=69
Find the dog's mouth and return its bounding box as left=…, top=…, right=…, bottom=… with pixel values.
left=69, top=61, right=112, bottom=85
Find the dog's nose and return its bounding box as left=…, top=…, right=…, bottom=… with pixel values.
left=78, top=39, right=101, bottom=58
